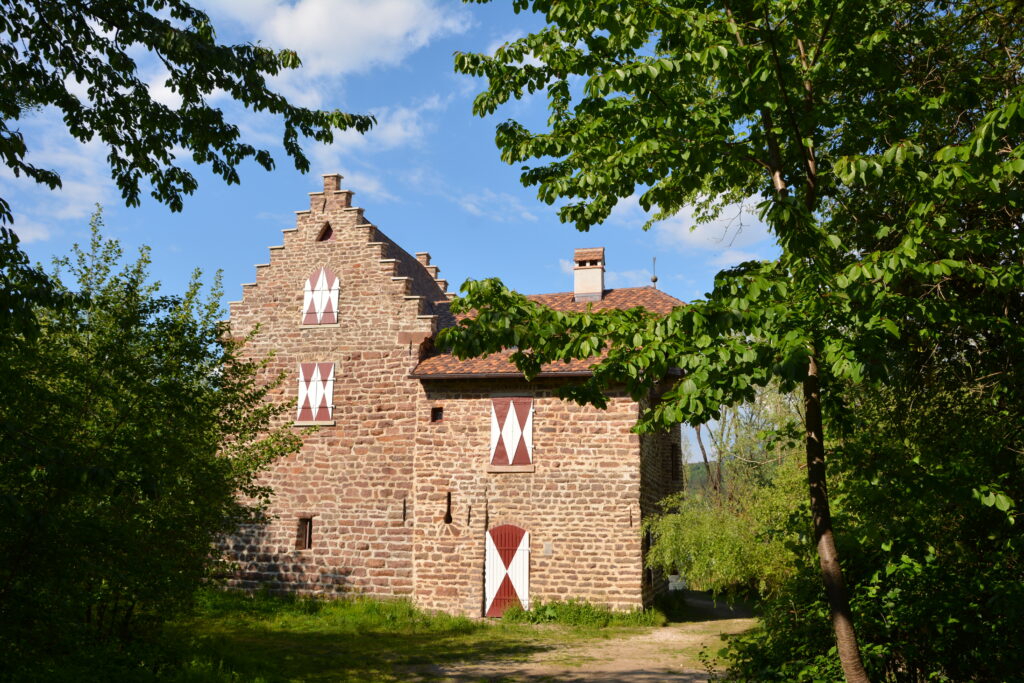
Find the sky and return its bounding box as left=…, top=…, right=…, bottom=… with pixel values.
left=5, top=0, right=780, bottom=310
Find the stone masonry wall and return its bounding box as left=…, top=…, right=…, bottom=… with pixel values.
left=413, top=379, right=652, bottom=616
left=223, top=175, right=447, bottom=596
left=639, top=421, right=684, bottom=605
left=222, top=174, right=680, bottom=612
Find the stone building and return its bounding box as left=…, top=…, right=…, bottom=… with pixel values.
left=225, top=174, right=685, bottom=617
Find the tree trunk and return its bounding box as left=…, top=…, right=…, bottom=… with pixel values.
left=804, top=353, right=869, bottom=683
left=694, top=424, right=719, bottom=493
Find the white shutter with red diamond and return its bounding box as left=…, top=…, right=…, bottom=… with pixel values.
left=485, top=524, right=530, bottom=617
left=489, top=397, right=533, bottom=466
left=302, top=267, right=339, bottom=325
left=297, top=362, right=334, bottom=422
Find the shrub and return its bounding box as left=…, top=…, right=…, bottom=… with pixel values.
left=0, top=214, right=300, bottom=677
left=502, top=599, right=666, bottom=628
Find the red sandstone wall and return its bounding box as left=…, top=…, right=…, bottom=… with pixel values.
left=413, top=379, right=649, bottom=615
left=223, top=175, right=446, bottom=596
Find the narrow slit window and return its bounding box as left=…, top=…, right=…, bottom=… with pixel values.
left=296, top=517, right=313, bottom=550
left=430, top=406, right=444, bottom=422
left=443, top=492, right=452, bottom=524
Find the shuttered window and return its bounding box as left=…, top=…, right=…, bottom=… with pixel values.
left=297, top=362, right=334, bottom=423
left=302, top=266, right=340, bottom=325
left=489, top=397, right=533, bottom=466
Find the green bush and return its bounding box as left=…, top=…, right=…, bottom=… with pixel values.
left=722, top=380, right=1024, bottom=681
left=502, top=599, right=666, bottom=628
left=0, top=216, right=300, bottom=678
left=645, top=386, right=806, bottom=601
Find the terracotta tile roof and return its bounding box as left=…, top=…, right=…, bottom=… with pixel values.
left=412, top=286, right=684, bottom=379
left=526, top=287, right=682, bottom=315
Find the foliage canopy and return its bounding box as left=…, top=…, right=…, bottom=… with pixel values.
left=450, top=1, right=1024, bottom=679
left=0, top=0, right=374, bottom=224
left=451, top=0, right=1023, bottom=424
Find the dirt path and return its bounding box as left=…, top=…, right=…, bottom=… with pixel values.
left=422, top=594, right=756, bottom=683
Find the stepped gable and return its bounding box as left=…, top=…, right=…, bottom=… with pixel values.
left=228, top=173, right=454, bottom=335
left=413, top=286, right=684, bottom=378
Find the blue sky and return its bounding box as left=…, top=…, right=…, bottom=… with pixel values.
left=6, top=0, right=779, bottom=312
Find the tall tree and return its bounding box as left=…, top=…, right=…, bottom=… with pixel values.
left=450, top=2, right=1023, bottom=679
left=0, top=0, right=373, bottom=225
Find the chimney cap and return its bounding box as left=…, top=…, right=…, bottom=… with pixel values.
left=573, top=247, right=605, bottom=265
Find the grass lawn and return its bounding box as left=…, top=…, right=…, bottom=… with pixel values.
left=164, top=590, right=663, bottom=682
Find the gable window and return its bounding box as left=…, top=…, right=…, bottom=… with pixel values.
left=489, top=397, right=533, bottom=469
left=302, top=266, right=340, bottom=325
left=297, top=362, right=335, bottom=424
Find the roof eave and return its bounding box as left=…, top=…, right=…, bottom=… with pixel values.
left=409, top=370, right=594, bottom=380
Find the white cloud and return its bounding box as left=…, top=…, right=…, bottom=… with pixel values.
left=711, top=248, right=759, bottom=266
left=371, top=95, right=447, bottom=148
left=146, top=68, right=183, bottom=109
left=486, top=31, right=542, bottom=66
left=312, top=95, right=449, bottom=171
left=202, top=0, right=470, bottom=78
left=9, top=215, right=52, bottom=244
left=609, top=194, right=777, bottom=260
left=655, top=202, right=772, bottom=252
left=606, top=268, right=654, bottom=288
left=63, top=75, right=92, bottom=102
left=0, top=110, right=115, bottom=243
left=607, top=193, right=642, bottom=225
left=456, top=189, right=538, bottom=223
left=558, top=258, right=573, bottom=275
left=341, top=170, right=398, bottom=203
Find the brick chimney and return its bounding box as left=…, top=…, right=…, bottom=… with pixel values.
left=573, top=247, right=605, bottom=302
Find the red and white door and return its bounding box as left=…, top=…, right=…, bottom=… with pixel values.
left=485, top=524, right=529, bottom=617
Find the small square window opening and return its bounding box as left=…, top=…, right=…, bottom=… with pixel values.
left=430, top=406, right=444, bottom=422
